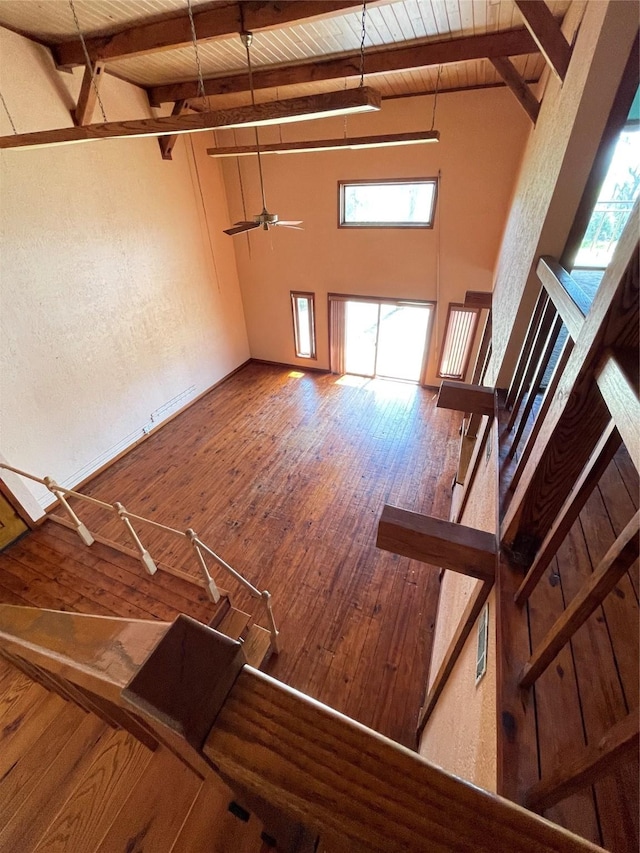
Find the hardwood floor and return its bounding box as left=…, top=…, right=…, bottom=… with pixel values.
left=0, top=363, right=460, bottom=748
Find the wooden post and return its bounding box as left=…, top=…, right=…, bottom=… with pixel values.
left=43, top=476, right=94, bottom=546
left=186, top=528, right=220, bottom=602
left=74, top=61, right=105, bottom=125
left=261, top=590, right=280, bottom=654
left=113, top=502, right=157, bottom=574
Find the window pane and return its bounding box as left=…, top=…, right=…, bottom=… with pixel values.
left=575, top=127, right=640, bottom=268
left=340, top=180, right=437, bottom=227
left=291, top=292, right=316, bottom=359
left=296, top=297, right=311, bottom=356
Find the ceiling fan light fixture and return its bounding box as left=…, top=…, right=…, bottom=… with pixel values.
left=217, top=86, right=382, bottom=131
left=208, top=130, right=439, bottom=158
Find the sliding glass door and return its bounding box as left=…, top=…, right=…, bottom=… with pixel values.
left=341, top=298, right=433, bottom=382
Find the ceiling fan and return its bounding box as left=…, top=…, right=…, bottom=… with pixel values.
left=224, top=32, right=303, bottom=237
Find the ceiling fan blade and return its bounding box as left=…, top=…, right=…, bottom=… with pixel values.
left=279, top=224, right=305, bottom=230
left=276, top=220, right=304, bottom=227
left=223, top=221, right=260, bottom=236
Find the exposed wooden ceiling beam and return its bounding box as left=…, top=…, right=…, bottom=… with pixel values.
left=514, top=0, right=572, bottom=82
left=74, top=62, right=105, bottom=125
left=490, top=56, right=540, bottom=123
left=158, top=99, right=186, bottom=161
left=54, top=1, right=366, bottom=68
left=0, top=88, right=381, bottom=151
left=149, top=27, right=539, bottom=105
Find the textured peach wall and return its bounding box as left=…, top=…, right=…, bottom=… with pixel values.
left=420, top=419, right=498, bottom=792
left=220, top=87, right=529, bottom=385
left=0, top=28, right=249, bottom=510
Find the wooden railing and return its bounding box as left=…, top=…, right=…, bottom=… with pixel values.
left=0, top=463, right=280, bottom=652
left=496, top=201, right=639, bottom=809
left=0, top=603, right=604, bottom=853
left=375, top=202, right=638, bottom=822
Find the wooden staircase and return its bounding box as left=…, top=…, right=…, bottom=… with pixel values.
left=0, top=654, right=269, bottom=853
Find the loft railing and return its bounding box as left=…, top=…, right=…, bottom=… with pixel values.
left=0, top=463, right=279, bottom=652
left=497, top=201, right=639, bottom=810
left=0, top=604, right=604, bottom=853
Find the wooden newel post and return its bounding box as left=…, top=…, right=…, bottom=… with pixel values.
left=261, top=590, right=280, bottom=654
left=185, top=528, right=220, bottom=603
left=122, top=615, right=246, bottom=774
left=113, top=502, right=157, bottom=574
left=44, top=476, right=94, bottom=546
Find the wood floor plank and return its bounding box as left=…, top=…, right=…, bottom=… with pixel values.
left=0, top=673, right=47, bottom=725
left=0, top=690, right=67, bottom=781
left=0, top=714, right=107, bottom=852
left=95, top=747, right=201, bottom=853
left=170, top=772, right=264, bottom=853
left=33, top=729, right=153, bottom=853
left=30, top=364, right=458, bottom=746
left=0, top=703, right=88, bottom=818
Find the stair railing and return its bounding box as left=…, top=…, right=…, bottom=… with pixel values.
left=0, top=604, right=602, bottom=853
left=0, top=463, right=279, bottom=653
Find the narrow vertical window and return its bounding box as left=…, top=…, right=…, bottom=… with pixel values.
left=438, top=304, right=480, bottom=380
left=291, top=291, right=316, bottom=359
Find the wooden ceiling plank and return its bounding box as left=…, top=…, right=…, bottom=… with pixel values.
left=54, top=1, right=366, bottom=68
left=490, top=56, right=539, bottom=123
left=148, top=27, right=538, bottom=104
left=514, top=0, right=571, bottom=82
left=0, top=88, right=381, bottom=151
left=74, top=62, right=105, bottom=126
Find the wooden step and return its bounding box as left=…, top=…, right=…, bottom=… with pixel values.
left=207, top=592, right=232, bottom=630
left=216, top=606, right=252, bottom=640
left=242, top=624, right=272, bottom=669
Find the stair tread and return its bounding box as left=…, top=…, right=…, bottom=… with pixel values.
left=0, top=713, right=108, bottom=851
left=95, top=746, right=202, bottom=853
left=32, top=729, right=153, bottom=853
left=242, top=624, right=272, bottom=669
left=216, top=606, right=252, bottom=640
left=170, top=772, right=264, bottom=853
left=0, top=701, right=88, bottom=820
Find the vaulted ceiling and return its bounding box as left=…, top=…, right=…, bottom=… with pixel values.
left=0, top=0, right=572, bottom=115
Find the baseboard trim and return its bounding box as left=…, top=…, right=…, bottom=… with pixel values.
left=250, top=358, right=331, bottom=375
left=43, top=359, right=251, bottom=513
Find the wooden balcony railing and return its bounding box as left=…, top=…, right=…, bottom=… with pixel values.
left=0, top=604, right=605, bottom=853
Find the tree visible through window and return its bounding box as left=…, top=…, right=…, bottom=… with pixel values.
left=339, top=179, right=438, bottom=227
left=575, top=127, right=639, bottom=267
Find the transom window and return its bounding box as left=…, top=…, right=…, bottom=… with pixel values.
left=290, top=291, right=316, bottom=359
left=338, top=178, right=438, bottom=228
